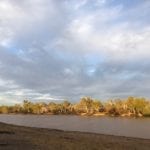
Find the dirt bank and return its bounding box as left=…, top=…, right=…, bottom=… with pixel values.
left=0, top=122, right=150, bottom=150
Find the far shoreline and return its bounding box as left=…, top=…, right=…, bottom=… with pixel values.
left=0, top=112, right=150, bottom=118
left=1, top=96, right=150, bottom=118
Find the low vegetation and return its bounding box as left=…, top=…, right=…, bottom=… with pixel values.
left=0, top=97, right=150, bottom=117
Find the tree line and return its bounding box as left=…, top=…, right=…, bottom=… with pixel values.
left=0, top=97, right=150, bottom=117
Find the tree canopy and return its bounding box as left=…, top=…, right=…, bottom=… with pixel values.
left=0, top=97, right=150, bottom=117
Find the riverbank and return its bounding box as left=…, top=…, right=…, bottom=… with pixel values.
left=0, top=122, right=150, bottom=150
left=1, top=112, right=149, bottom=118
left=1, top=97, right=150, bottom=118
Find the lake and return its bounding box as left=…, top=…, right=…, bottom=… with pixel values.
left=0, top=114, right=150, bottom=139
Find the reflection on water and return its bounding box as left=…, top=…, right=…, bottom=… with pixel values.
left=0, top=114, right=150, bottom=139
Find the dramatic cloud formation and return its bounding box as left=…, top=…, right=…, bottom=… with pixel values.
left=0, top=0, right=150, bottom=104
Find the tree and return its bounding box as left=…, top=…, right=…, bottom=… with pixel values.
left=104, top=100, right=119, bottom=116
left=143, top=102, right=150, bottom=116
left=61, top=100, right=71, bottom=114
left=0, top=106, right=9, bottom=114
left=77, top=97, right=94, bottom=113
left=11, top=104, right=22, bottom=113
left=91, top=100, right=103, bottom=113
left=22, top=100, right=33, bottom=113
left=48, top=102, right=60, bottom=114
left=126, top=97, right=148, bottom=116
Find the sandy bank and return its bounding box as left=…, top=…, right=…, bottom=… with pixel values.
left=0, top=122, right=150, bottom=150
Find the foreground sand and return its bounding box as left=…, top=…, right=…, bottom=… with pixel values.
left=0, top=122, right=150, bottom=150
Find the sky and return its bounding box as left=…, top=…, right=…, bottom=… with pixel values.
left=0, top=0, right=150, bottom=104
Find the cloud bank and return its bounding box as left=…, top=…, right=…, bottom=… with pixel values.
left=0, top=0, right=150, bottom=104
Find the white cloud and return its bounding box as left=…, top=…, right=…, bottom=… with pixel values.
left=57, top=5, right=150, bottom=60
left=0, top=0, right=150, bottom=103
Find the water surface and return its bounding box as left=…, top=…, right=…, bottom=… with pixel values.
left=0, top=114, right=150, bottom=139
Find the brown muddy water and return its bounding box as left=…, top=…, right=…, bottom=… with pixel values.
left=0, top=114, right=150, bottom=139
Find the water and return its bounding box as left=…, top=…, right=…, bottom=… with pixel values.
left=0, top=114, right=150, bottom=139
